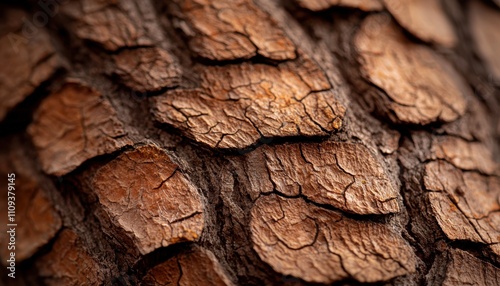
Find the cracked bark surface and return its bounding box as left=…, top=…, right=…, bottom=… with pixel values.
left=0, top=8, right=63, bottom=121
left=60, top=0, right=163, bottom=51
left=37, top=229, right=104, bottom=286
left=92, top=145, right=204, bottom=255
left=431, top=136, right=498, bottom=175
left=141, top=245, right=234, bottom=286
left=151, top=57, right=345, bottom=149
left=428, top=249, right=500, bottom=286
left=424, top=160, right=500, bottom=255
left=250, top=194, right=415, bottom=284
left=354, top=14, right=468, bottom=125
left=28, top=80, right=133, bottom=176
left=169, top=0, right=296, bottom=61
left=113, top=47, right=182, bottom=93
left=1, top=0, right=500, bottom=285
left=238, top=142, right=399, bottom=215
left=0, top=138, right=61, bottom=263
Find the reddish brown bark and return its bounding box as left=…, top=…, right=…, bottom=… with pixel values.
left=0, top=0, right=499, bottom=285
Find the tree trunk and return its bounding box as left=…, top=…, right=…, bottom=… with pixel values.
left=1, top=0, right=499, bottom=285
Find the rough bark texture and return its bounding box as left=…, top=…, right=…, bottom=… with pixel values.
left=0, top=0, right=499, bottom=285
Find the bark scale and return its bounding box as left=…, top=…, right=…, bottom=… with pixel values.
left=0, top=0, right=499, bottom=285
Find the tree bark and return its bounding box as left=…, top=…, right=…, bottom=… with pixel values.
left=0, top=0, right=499, bottom=285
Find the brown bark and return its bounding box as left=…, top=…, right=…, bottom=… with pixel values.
left=0, top=0, right=499, bottom=285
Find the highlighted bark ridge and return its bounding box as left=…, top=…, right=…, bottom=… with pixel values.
left=424, top=160, right=500, bottom=256
left=61, top=0, right=157, bottom=51
left=243, top=142, right=399, bottom=215
left=151, top=59, right=346, bottom=149
left=92, top=145, right=204, bottom=255
left=28, top=81, right=133, bottom=176
left=171, top=0, right=296, bottom=61
left=431, top=136, right=498, bottom=175
left=296, top=0, right=383, bottom=11
left=113, top=47, right=182, bottom=93
left=383, top=0, right=457, bottom=47
left=37, top=230, right=104, bottom=286
left=250, top=194, right=416, bottom=284
left=0, top=8, right=62, bottom=121
left=354, top=15, right=467, bottom=125
left=424, top=136, right=500, bottom=256
left=429, top=249, right=500, bottom=286
left=299, top=0, right=456, bottom=46
left=142, top=246, right=234, bottom=286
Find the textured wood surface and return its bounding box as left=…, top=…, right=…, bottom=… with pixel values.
left=0, top=9, right=62, bottom=121
left=250, top=194, right=416, bottom=283
left=141, top=245, right=234, bottom=286
left=92, top=145, right=204, bottom=255
left=354, top=15, right=467, bottom=124
left=0, top=0, right=499, bottom=285
left=28, top=81, right=133, bottom=176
